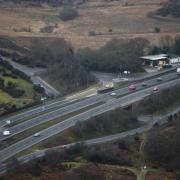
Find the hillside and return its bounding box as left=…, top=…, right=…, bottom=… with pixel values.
left=156, top=0, right=180, bottom=18
left=0, top=0, right=179, bottom=50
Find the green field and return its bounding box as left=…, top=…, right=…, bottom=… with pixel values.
left=0, top=77, right=34, bottom=108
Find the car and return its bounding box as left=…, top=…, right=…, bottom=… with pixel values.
left=61, top=145, right=68, bottom=149
left=128, top=84, right=136, bottom=91
left=157, top=77, right=163, bottom=81
left=6, top=120, right=11, bottom=125
left=110, top=92, right=117, bottom=96
left=141, top=82, right=147, bottom=87
left=153, top=86, right=159, bottom=92
left=3, top=130, right=11, bottom=136
left=41, top=106, right=45, bottom=111
left=177, top=68, right=180, bottom=75
left=33, top=133, right=41, bottom=137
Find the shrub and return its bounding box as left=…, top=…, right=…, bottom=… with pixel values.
left=59, top=7, right=78, bottom=21
left=174, top=113, right=178, bottom=119
left=144, top=123, right=180, bottom=170
left=33, top=84, right=45, bottom=94
left=168, top=114, right=173, bottom=122
left=88, top=31, right=96, bottom=36
left=40, top=25, right=54, bottom=33
left=154, top=27, right=160, bottom=33
left=84, top=150, right=131, bottom=166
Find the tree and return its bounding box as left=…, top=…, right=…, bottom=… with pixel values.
left=76, top=38, right=149, bottom=73
left=144, top=123, right=180, bottom=170
left=59, top=6, right=78, bottom=21
left=0, top=77, right=4, bottom=89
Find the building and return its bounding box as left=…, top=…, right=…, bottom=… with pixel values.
left=140, top=54, right=170, bottom=67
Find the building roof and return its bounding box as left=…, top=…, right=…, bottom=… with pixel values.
left=140, top=54, right=169, bottom=61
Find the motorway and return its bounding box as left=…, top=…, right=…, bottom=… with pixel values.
left=1, top=106, right=179, bottom=176
left=11, top=105, right=180, bottom=166
left=0, top=66, right=176, bottom=128
left=0, top=71, right=178, bottom=141
left=0, top=77, right=180, bottom=162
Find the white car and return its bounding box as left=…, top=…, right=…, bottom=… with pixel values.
left=6, top=120, right=11, bottom=125
left=3, top=130, right=11, bottom=136
left=153, top=86, right=159, bottom=92
left=157, top=77, right=163, bottom=81
left=110, top=92, right=117, bottom=96
left=33, top=133, right=41, bottom=137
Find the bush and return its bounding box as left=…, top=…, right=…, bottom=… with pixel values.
left=71, top=108, right=139, bottom=139
left=154, top=27, right=160, bottom=33
left=145, top=123, right=180, bottom=170
left=33, top=84, right=45, bottom=94
left=168, top=114, right=173, bottom=122
left=88, top=31, right=96, bottom=36
left=6, top=88, right=25, bottom=98
left=138, top=85, right=180, bottom=114
left=156, top=0, right=180, bottom=18
left=76, top=38, right=149, bottom=73
left=40, top=25, right=54, bottom=33
left=59, top=7, right=78, bottom=21
left=84, top=149, right=131, bottom=166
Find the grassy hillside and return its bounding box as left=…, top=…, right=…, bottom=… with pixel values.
left=0, top=62, right=43, bottom=116
left=0, top=0, right=179, bottom=50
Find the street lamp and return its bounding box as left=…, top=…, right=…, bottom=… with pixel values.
left=41, top=96, right=47, bottom=111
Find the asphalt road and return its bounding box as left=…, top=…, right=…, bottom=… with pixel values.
left=0, top=71, right=178, bottom=141
left=0, top=78, right=180, bottom=162
left=0, top=70, right=179, bottom=141
left=3, top=57, right=60, bottom=96
left=1, top=106, right=179, bottom=176
left=0, top=68, right=175, bottom=127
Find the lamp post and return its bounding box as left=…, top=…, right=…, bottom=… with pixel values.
left=41, top=96, right=47, bottom=111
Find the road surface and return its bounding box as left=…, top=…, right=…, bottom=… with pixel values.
left=3, top=57, right=60, bottom=96
left=0, top=78, right=180, bottom=162
left=0, top=67, right=176, bottom=129
left=0, top=71, right=178, bottom=141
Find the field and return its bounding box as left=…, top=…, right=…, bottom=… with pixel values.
left=0, top=66, right=37, bottom=115
left=0, top=0, right=179, bottom=50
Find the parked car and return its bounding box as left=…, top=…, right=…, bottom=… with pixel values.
left=128, top=84, right=136, bottom=91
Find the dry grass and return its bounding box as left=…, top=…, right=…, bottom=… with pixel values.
left=145, top=170, right=180, bottom=180
left=0, top=0, right=179, bottom=49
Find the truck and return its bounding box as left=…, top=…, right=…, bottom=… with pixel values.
left=177, top=68, right=180, bottom=75
left=97, top=87, right=114, bottom=94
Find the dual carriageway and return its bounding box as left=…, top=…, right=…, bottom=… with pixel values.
left=0, top=67, right=180, bottom=163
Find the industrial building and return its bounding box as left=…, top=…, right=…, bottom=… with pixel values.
left=140, top=54, right=170, bottom=67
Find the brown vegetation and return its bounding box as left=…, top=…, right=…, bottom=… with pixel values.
left=4, top=163, right=136, bottom=180
left=0, top=0, right=179, bottom=49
